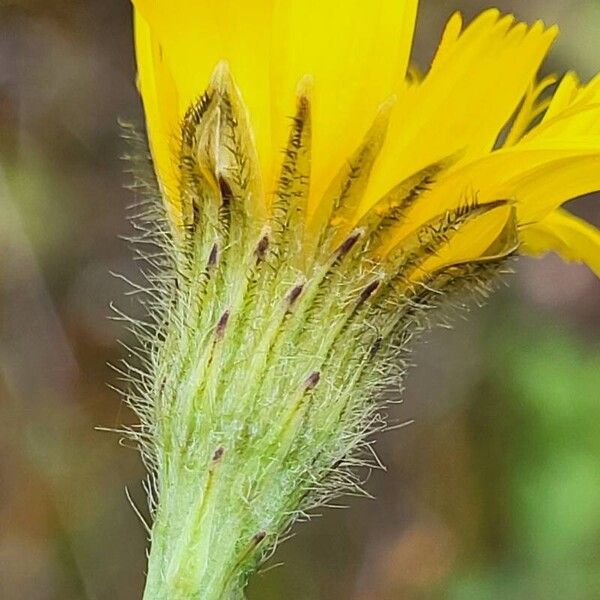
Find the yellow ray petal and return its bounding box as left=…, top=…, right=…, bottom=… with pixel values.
left=132, top=0, right=419, bottom=212
left=542, top=70, right=600, bottom=125
left=406, top=148, right=600, bottom=227
left=133, top=0, right=275, bottom=203
left=132, top=2, right=600, bottom=281
left=504, top=74, right=558, bottom=147
left=521, top=208, right=600, bottom=276
left=379, top=69, right=600, bottom=242
left=542, top=72, right=581, bottom=121
left=134, top=10, right=182, bottom=225
left=271, top=0, right=418, bottom=207
left=365, top=9, right=558, bottom=207
left=420, top=205, right=517, bottom=274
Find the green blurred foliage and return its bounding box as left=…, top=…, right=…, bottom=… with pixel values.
left=444, top=322, right=600, bottom=600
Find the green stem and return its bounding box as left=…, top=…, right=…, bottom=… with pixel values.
left=142, top=525, right=247, bottom=599
left=141, top=468, right=251, bottom=600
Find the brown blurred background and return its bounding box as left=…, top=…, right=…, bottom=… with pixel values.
left=0, top=1, right=599, bottom=599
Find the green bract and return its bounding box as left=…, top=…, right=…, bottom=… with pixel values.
left=117, top=66, right=516, bottom=600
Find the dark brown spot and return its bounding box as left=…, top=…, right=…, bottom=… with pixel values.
left=215, top=311, right=230, bottom=339
left=208, top=243, right=219, bottom=268
left=335, top=230, right=362, bottom=258
left=252, top=531, right=266, bottom=546
left=287, top=284, right=304, bottom=306
left=369, top=337, right=383, bottom=358
left=305, top=371, right=321, bottom=391
left=358, top=280, right=381, bottom=305
left=212, top=446, right=224, bottom=462
left=218, top=176, right=233, bottom=208
left=255, top=235, right=269, bottom=261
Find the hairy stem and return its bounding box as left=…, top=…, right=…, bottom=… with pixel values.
left=142, top=461, right=259, bottom=600
left=121, top=64, right=519, bottom=598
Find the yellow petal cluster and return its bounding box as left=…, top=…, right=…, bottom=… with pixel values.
left=132, top=0, right=600, bottom=276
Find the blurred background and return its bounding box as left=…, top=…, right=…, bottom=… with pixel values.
left=0, top=1, right=599, bottom=598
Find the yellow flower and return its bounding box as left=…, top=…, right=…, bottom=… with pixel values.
left=132, top=0, right=600, bottom=277
left=126, top=6, right=600, bottom=597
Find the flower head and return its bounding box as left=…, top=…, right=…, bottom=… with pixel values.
left=133, top=0, right=600, bottom=274
left=126, top=2, right=600, bottom=598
